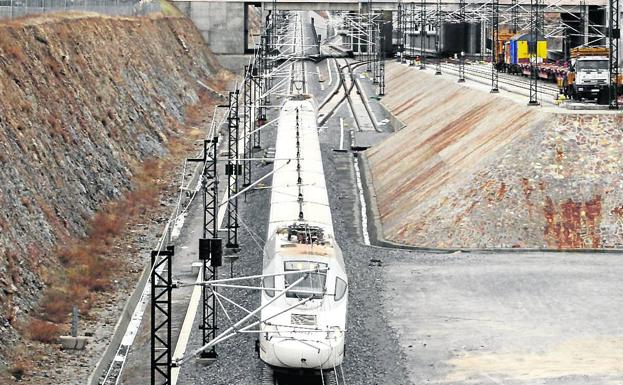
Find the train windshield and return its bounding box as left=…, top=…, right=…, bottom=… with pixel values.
left=577, top=60, right=608, bottom=71
left=284, top=261, right=327, bottom=299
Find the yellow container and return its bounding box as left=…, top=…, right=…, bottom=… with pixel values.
left=516, top=39, right=547, bottom=61
left=537, top=41, right=547, bottom=59
left=517, top=40, right=529, bottom=60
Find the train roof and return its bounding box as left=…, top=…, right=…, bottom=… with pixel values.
left=268, top=94, right=334, bottom=237
left=510, top=33, right=546, bottom=42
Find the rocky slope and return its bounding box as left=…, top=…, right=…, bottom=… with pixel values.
left=0, top=12, right=226, bottom=375
left=367, top=62, right=623, bottom=249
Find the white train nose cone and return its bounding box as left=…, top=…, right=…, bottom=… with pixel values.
left=273, top=340, right=334, bottom=368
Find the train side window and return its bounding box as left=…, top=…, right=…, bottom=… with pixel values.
left=334, top=277, right=347, bottom=301
left=263, top=276, right=275, bottom=297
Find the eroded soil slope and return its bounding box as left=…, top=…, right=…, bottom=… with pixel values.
left=367, top=62, right=623, bottom=249
left=0, top=12, right=225, bottom=368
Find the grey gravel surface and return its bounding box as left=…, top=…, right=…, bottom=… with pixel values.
left=383, top=252, right=623, bottom=385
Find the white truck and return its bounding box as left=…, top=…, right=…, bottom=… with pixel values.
left=565, top=47, right=610, bottom=100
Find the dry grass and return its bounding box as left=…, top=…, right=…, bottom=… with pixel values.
left=200, top=73, right=233, bottom=94
left=184, top=103, right=206, bottom=127
left=44, top=56, right=64, bottom=78
left=26, top=319, right=61, bottom=344
left=184, top=88, right=221, bottom=127
left=40, top=288, right=74, bottom=323
left=0, top=40, right=27, bottom=63
left=19, top=196, right=33, bottom=213
left=5, top=343, right=36, bottom=381
left=8, top=360, right=27, bottom=381
left=30, top=159, right=164, bottom=340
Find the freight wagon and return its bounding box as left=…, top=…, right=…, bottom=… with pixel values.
left=502, top=33, right=547, bottom=75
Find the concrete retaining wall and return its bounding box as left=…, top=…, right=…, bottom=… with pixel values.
left=174, top=1, right=245, bottom=55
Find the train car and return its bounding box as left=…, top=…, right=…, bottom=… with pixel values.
left=258, top=94, right=348, bottom=376
left=503, top=33, right=547, bottom=75
left=510, top=33, right=547, bottom=64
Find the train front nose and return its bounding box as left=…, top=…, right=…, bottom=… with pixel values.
left=273, top=339, right=334, bottom=368
left=262, top=330, right=345, bottom=370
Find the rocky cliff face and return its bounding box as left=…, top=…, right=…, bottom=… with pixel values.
left=0, top=13, right=225, bottom=354
left=368, top=62, right=623, bottom=249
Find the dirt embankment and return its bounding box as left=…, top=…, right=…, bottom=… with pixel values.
left=0, top=13, right=228, bottom=381
left=367, top=62, right=623, bottom=249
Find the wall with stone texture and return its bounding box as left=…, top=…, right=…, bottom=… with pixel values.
left=0, top=14, right=223, bottom=336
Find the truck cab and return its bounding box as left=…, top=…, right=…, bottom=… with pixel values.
left=565, top=46, right=610, bottom=100
left=570, top=56, right=610, bottom=98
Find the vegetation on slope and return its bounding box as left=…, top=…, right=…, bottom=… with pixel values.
left=0, top=12, right=230, bottom=381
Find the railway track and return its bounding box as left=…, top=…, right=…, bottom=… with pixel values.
left=469, top=62, right=561, bottom=94
left=318, top=57, right=360, bottom=123
left=260, top=365, right=345, bottom=385
left=318, top=52, right=381, bottom=133
left=438, top=60, right=560, bottom=103
left=338, top=57, right=378, bottom=132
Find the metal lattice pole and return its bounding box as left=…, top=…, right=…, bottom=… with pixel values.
left=367, top=0, right=373, bottom=71
left=401, top=2, right=407, bottom=63
left=272, top=0, right=277, bottom=51
left=410, top=2, right=416, bottom=66
left=186, top=132, right=220, bottom=359
left=435, top=0, right=442, bottom=74
left=266, top=26, right=272, bottom=95
left=150, top=246, right=174, bottom=385
left=397, top=1, right=403, bottom=62
left=379, top=32, right=386, bottom=95
left=372, top=25, right=381, bottom=84
left=226, top=90, right=240, bottom=251
left=511, top=0, right=518, bottom=34
left=254, top=38, right=265, bottom=150
left=580, top=0, right=587, bottom=46
left=490, top=0, right=499, bottom=92
left=528, top=0, right=541, bottom=105
left=243, top=67, right=252, bottom=187
left=420, top=0, right=427, bottom=70
left=194, top=134, right=220, bottom=358
left=608, top=0, right=619, bottom=109
left=262, top=33, right=271, bottom=105
left=458, top=0, right=466, bottom=82
left=254, top=76, right=264, bottom=150
left=269, top=1, right=277, bottom=92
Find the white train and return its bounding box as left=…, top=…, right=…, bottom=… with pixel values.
left=258, top=94, right=348, bottom=374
